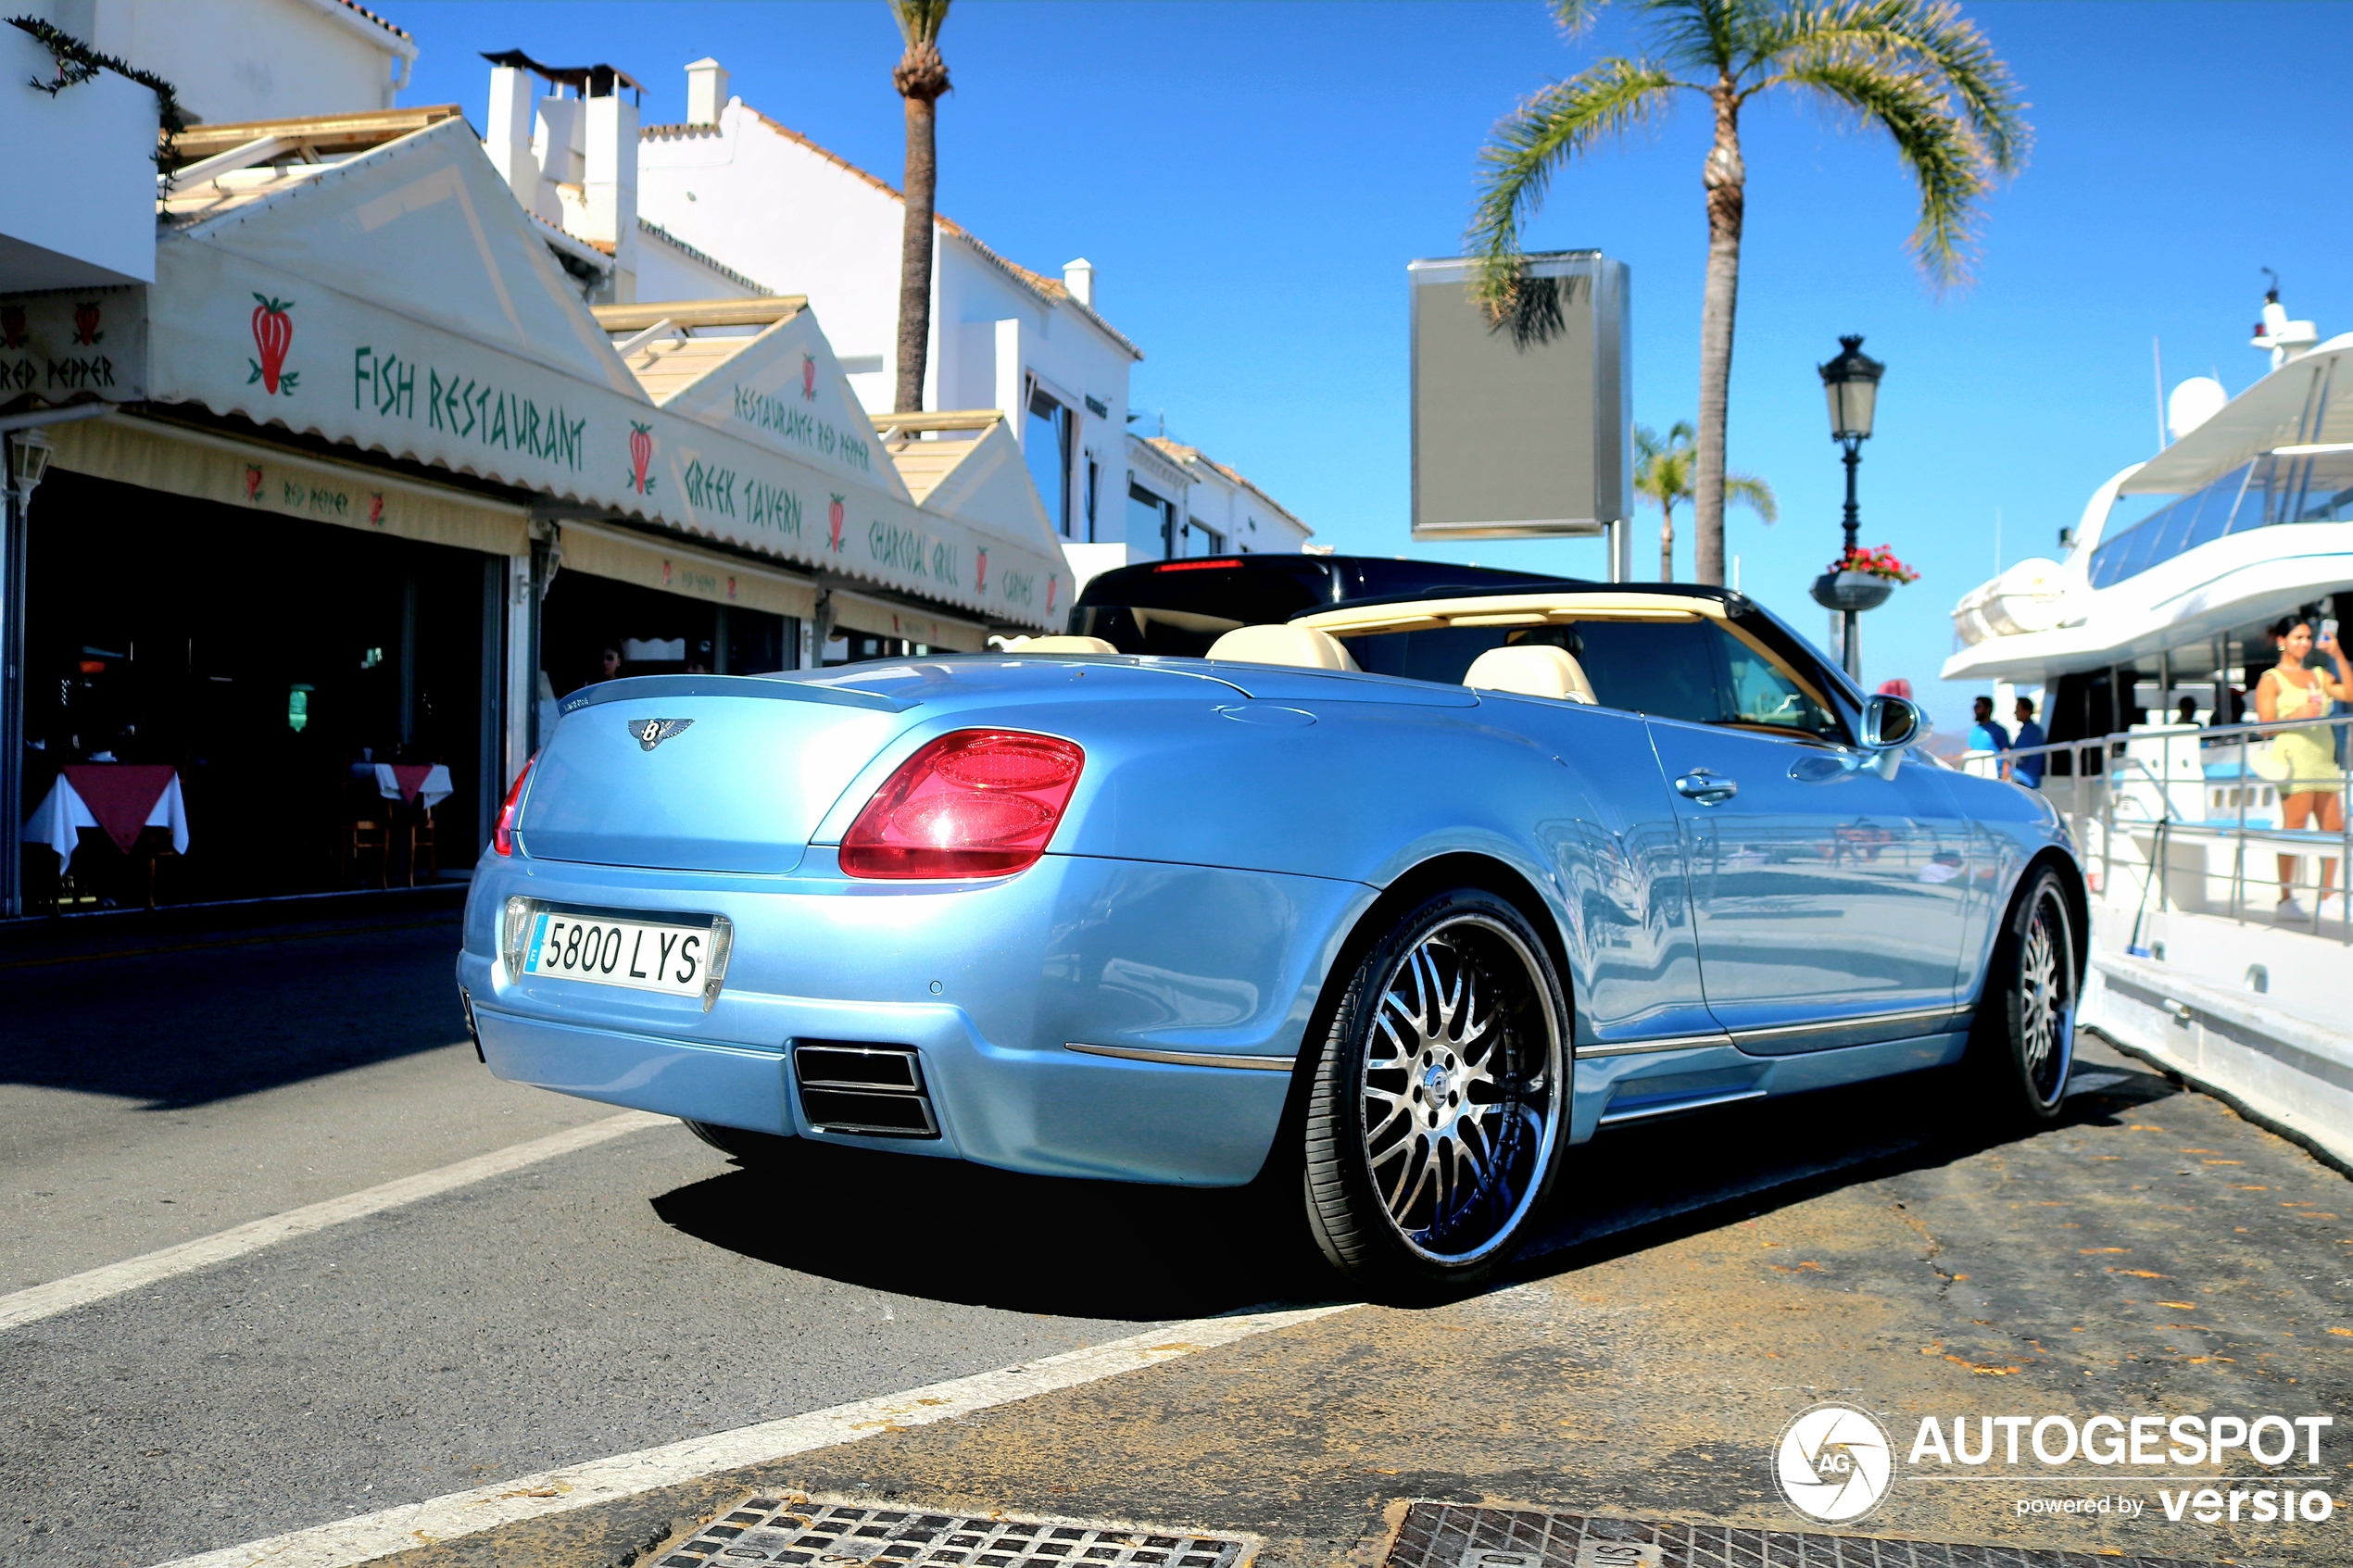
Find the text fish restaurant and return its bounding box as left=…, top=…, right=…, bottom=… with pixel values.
left=1, top=108, right=1067, bottom=918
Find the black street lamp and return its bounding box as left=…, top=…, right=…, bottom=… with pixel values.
left=1812, top=334, right=1886, bottom=680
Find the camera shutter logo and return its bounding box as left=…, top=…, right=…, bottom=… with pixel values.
left=1774, top=1402, right=1894, bottom=1523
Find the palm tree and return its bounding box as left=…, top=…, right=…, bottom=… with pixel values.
left=1469, top=0, right=2027, bottom=585
left=1634, top=420, right=1775, bottom=581
left=888, top=0, right=951, bottom=414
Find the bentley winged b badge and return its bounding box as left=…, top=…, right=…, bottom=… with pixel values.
left=628, top=717, right=695, bottom=751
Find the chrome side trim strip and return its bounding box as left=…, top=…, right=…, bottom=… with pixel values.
left=1727, top=1005, right=1966, bottom=1046
left=1597, top=1086, right=1768, bottom=1126
left=1576, top=1032, right=1734, bottom=1060
left=1063, top=1042, right=1298, bottom=1073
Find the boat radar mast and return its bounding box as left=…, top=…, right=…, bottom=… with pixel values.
left=2253, top=269, right=2319, bottom=370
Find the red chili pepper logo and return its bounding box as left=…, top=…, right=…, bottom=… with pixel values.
left=71, top=302, right=101, bottom=345
left=827, top=494, right=846, bottom=553
left=243, top=464, right=264, bottom=502
left=1047, top=576, right=1058, bottom=613
left=247, top=294, right=297, bottom=395
left=800, top=353, right=817, bottom=402
left=627, top=421, right=655, bottom=495
left=975, top=549, right=988, bottom=592
left=0, top=306, right=24, bottom=350
left=368, top=493, right=384, bottom=526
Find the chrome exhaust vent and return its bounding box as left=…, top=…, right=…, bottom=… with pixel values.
left=793, top=1041, right=937, bottom=1137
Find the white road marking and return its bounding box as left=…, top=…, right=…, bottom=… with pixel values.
left=0, top=1111, right=671, bottom=1335
left=153, top=1302, right=1358, bottom=1568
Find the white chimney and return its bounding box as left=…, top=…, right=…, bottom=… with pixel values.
left=583, top=86, right=639, bottom=302
left=1062, top=257, right=1095, bottom=308
left=485, top=65, right=537, bottom=198
left=686, top=57, right=729, bottom=126
left=535, top=94, right=585, bottom=186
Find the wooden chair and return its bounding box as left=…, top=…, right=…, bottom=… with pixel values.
left=344, top=809, right=392, bottom=888
left=407, top=804, right=437, bottom=887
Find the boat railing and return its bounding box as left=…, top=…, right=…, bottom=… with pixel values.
left=1954, top=712, right=2353, bottom=941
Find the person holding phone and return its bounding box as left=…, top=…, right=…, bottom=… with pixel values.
left=2257, top=615, right=2352, bottom=920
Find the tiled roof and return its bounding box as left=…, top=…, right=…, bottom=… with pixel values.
left=646, top=107, right=1142, bottom=362
left=1144, top=437, right=1309, bottom=534
left=637, top=218, right=774, bottom=295
left=337, top=0, right=412, bottom=43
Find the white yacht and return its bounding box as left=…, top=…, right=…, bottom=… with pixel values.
left=1943, top=283, right=2353, bottom=1167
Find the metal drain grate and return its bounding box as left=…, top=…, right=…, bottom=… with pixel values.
left=655, top=1497, right=1252, bottom=1568
left=1383, top=1503, right=2216, bottom=1568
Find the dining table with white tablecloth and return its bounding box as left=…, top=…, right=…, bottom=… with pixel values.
left=373, top=761, right=453, bottom=809
left=21, top=764, right=189, bottom=872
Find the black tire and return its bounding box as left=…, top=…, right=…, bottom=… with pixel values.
left=1963, top=865, right=2079, bottom=1126
left=1302, top=887, right=1569, bottom=1297
left=684, top=1120, right=804, bottom=1169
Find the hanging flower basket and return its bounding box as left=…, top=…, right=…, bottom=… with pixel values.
left=1809, top=545, right=1917, bottom=612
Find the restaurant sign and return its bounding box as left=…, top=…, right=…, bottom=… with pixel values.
left=0, top=286, right=147, bottom=415
left=146, top=231, right=1061, bottom=629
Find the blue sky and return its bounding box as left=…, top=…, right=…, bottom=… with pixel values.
left=398, top=1, right=2352, bottom=733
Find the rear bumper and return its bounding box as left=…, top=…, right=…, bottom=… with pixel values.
left=459, top=849, right=1369, bottom=1186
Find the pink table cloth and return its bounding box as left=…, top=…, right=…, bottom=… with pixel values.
left=22, top=766, right=188, bottom=872
left=373, top=761, right=453, bottom=809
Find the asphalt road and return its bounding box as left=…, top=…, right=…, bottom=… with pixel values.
left=5, top=909, right=2350, bottom=1568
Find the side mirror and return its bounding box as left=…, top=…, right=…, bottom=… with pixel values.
left=1861, top=694, right=1929, bottom=779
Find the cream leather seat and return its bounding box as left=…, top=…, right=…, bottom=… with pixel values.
left=1463, top=644, right=1597, bottom=703
left=1204, top=623, right=1361, bottom=671
left=1002, top=635, right=1118, bottom=654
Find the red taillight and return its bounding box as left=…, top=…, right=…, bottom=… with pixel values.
left=839, top=730, right=1084, bottom=879
left=492, top=753, right=535, bottom=856
left=1153, top=558, right=1241, bottom=572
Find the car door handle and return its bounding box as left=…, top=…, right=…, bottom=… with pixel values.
left=1674, top=771, right=1740, bottom=805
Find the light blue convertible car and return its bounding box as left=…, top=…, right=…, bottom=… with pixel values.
left=458, top=582, right=2084, bottom=1292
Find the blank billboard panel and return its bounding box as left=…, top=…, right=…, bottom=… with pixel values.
left=1410, top=253, right=1630, bottom=541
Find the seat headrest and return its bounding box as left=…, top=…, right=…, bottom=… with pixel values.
left=1204, top=623, right=1361, bottom=672
left=1463, top=644, right=1597, bottom=703
left=1002, top=635, right=1118, bottom=654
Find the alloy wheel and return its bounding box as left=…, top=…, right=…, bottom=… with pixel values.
left=2018, top=886, right=2075, bottom=1107
left=1359, top=913, right=1562, bottom=1264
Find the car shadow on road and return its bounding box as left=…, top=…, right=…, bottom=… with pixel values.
left=1, top=913, right=473, bottom=1109
left=650, top=1054, right=2186, bottom=1320
left=649, top=1141, right=1341, bottom=1322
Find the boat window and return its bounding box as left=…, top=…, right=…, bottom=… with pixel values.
left=2087, top=452, right=2353, bottom=588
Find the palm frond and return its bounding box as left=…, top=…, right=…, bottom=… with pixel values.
left=1466, top=59, right=1684, bottom=335
left=1724, top=471, right=1778, bottom=523
left=1552, top=0, right=1610, bottom=36
left=1633, top=0, right=1746, bottom=75
left=1758, top=0, right=2028, bottom=171
left=889, top=0, right=950, bottom=49
left=1775, top=56, right=1987, bottom=288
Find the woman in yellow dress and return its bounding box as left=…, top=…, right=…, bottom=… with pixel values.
left=2256, top=615, right=2353, bottom=920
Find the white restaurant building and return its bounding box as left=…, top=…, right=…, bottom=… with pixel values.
left=0, top=4, right=1096, bottom=917
left=483, top=51, right=1313, bottom=595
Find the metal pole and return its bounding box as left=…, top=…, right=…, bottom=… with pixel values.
left=1841, top=436, right=1862, bottom=682
left=0, top=455, right=23, bottom=921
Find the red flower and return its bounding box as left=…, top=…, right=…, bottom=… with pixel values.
left=1830, top=544, right=1919, bottom=584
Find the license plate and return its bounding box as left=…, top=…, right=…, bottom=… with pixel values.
left=522, top=909, right=723, bottom=999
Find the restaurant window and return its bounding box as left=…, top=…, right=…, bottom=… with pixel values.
left=21, top=470, right=496, bottom=910
left=1026, top=384, right=1073, bottom=536
left=1127, top=482, right=1174, bottom=560
left=1085, top=458, right=1101, bottom=543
